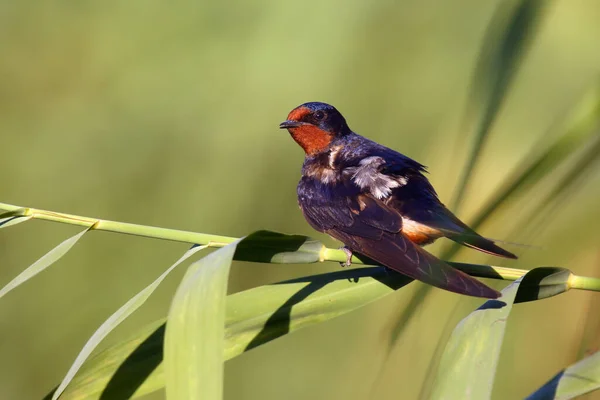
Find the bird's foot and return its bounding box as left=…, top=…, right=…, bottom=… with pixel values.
left=339, top=246, right=353, bottom=268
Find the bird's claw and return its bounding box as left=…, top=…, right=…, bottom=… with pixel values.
left=339, top=246, right=353, bottom=268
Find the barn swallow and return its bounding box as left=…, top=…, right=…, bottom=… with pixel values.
left=280, top=102, right=517, bottom=298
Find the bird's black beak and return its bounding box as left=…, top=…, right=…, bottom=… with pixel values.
left=279, top=120, right=304, bottom=129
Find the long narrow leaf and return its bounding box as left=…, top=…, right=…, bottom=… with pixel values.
left=164, top=241, right=239, bottom=400
left=0, top=227, right=91, bottom=299
left=50, top=245, right=208, bottom=400
left=430, top=270, right=540, bottom=399
left=429, top=268, right=569, bottom=399
left=430, top=286, right=518, bottom=399
left=525, top=351, right=600, bottom=400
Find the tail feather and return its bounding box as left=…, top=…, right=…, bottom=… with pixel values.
left=431, top=206, right=518, bottom=259
left=446, top=230, right=518, bottom=259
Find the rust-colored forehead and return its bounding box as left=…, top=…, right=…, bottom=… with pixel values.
left=287, top=106, right=311, bottom=121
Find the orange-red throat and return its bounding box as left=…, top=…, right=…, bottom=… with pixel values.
left=281, top=106, right=333, bottom=156
left=288, top=124, right=334, bottom=155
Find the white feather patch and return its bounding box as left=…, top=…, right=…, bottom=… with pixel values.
left=349, top=156, right=408, bottom=199
left=304, top=165, right=339, bottom=184
left=328, top=145, right=343, bottom=168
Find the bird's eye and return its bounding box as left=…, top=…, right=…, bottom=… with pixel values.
left=313, top=110, right=325, bottom=121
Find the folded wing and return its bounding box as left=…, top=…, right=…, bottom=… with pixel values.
left=299, top=183, right=500, bottom=298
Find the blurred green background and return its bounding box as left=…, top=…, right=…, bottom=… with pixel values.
left=1, top=0, right=600, bottom=399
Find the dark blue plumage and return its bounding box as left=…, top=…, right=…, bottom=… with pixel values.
left=281, top=102, right=516, bottom=299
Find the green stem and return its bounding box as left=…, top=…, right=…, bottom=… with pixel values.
left=2, top=201, right=599, bottom=292
left=0, top=202, right=237, bottom=247
left=569, top=275, right=600, bottom=292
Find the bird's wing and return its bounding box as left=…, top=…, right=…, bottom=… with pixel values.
left=299, top=178, right=500, bottom=298
left=378, top=157, right=517, bottom=259
left=331, top=229, right=500, bottom=298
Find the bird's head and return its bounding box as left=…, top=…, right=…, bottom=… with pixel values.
left=279, top=102, right=351, bottom=156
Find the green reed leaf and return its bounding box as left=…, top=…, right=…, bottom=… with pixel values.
left=0, top=227, right=91, bottom=299
left=164, top=241, right=239, bottom=400
left=50, top=245, right=208, bottom=400
left=430, top=276, right=522, bottom=399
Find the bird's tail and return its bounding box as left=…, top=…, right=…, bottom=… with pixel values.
left=444, top=228, right=517, bottom=259
left=433, top=206, right=518, bottom=259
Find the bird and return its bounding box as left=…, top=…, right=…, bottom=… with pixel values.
left=279, top=101, right=517, bottom=299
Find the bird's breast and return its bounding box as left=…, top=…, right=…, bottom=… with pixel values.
left=303, top=164, right=339, bottom=185
left=302, top=149, right=344, bottom=185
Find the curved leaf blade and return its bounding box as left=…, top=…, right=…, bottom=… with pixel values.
left=164, top=241, right=239, bottom=400
left=430, top=267, right=570, bottom=399
left=0, top=227, right=91, bottom=299
left=50, top=245, right=208, bottom=400
left=431, top=274, right=525, bottom=399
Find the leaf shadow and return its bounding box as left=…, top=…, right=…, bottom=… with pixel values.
left=246, top=266, right=413, bottom=351
left=100, top=325, right=166, bottom=400
left=43, top=324, right=165, bottom=400
left=477, top=299, right=507, bottom=310
left=525, top=370, right=564, bottom=400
